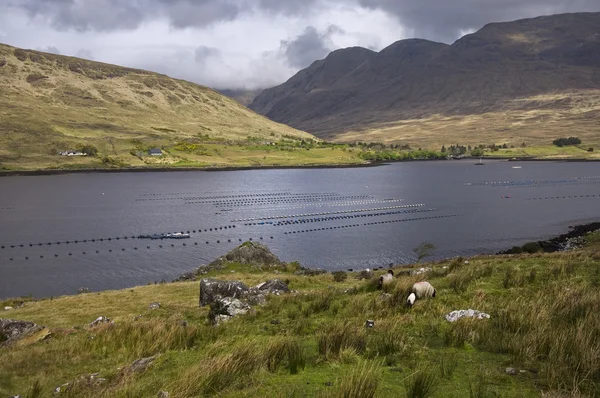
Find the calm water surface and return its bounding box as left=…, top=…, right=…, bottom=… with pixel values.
left=1, top=160, right=599, bottom=298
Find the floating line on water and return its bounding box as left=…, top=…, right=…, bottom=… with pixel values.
left=282, top=214, right=459, bottom=235
left=220, top=199, right=403, bottom=212
left=244, top=208, right=437, bottom=226
left=0, top=225, right=238, bottom=251
left=528, top=194, right=599, bottom=200
left=231, top=204, right=423, bottom=222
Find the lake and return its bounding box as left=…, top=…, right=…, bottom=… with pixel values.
left=1, top=160, right=599, bottom=298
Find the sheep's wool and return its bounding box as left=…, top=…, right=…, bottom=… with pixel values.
left=412, top=281, right=435, bottom=298
left=379, top=273, right=393, bottom=287
left=407, top=293, right=416, bottom=306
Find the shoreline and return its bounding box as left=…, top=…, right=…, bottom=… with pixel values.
left=0, top=162, right=382, bottom=177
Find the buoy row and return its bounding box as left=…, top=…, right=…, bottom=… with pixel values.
left=135, top=192, right=342, bottom=202
left=466, top=179, right=578, bottom=187
left=219, top=199, right=405, bottom=212
left=247, top=208, right=437, bottom=227
left=528, top=194, right=598, bottom=200
left=575, top=176, right=600, bottom=180
left=4, top=237, right=276, bottom=261
left=282, top=214, right=458, bottom=235
left=0, top=225, right=237, bottom=250
left=181, top=192, right=340, bottom=201
left=0, top=207, right=15, bottom=210
left=196, top=195, right=375, bottom=207
left=231, top=204, right=423, bottom=222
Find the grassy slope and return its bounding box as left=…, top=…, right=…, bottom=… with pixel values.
left=2, top=236, right=599, bottom=397
left=0, top=44, right=362, bottom=171
left=333, top=90, right=600, bottom=158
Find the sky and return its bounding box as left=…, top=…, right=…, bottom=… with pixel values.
left=1, top=0, right=599, bottom=90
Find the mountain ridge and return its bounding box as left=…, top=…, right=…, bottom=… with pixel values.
left=249, top=12, right=600, bottom=148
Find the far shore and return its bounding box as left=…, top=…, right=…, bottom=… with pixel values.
left=3, top=155, right=600, bottom=177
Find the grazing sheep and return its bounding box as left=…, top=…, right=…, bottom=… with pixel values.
left=378, top=270, right=394, bottom=289
left=406, top=281, right=436, bottom=306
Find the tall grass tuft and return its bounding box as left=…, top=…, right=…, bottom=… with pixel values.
left=405, top=368, right=438, bottom=398
left=26, top=379, right=43, bottom=398
left=438, top=352, right=458, bottom=378
left=327, top=360, right=381, bottom=398
left=82, top=320, right=201, bottom=360
left=265, top=336, right=306, bottom=374
left=318, top=320, right=366, bottom=359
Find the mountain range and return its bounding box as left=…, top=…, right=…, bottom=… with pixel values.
left=249, top=12, right=600, bottom=148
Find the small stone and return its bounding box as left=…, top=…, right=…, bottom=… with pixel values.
left=77, top=287, right=91, bottom=294
left=149, top=302, right=161, bottom=310
left=4, top=306, right=13, bottom=311
left=324, top=381, right=333, bottom=387
left=127, top=355, right=159, bottom=373
left=365, top=320, right=375, bottom=328
left=505, top=367, right=518, bottom=375
left=157, top=392, right=170, bottom=398
left=89, top=316, right=112, bottom=327
left=270, top=319, right=281, bottom=325
left=519, top=369, right=527, bottom=374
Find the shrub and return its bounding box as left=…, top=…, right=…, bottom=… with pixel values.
left=333, top=271, right=348, bottom=282
left=553, top=137, right=581, bottom=147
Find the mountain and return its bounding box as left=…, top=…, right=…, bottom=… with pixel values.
left=218, top=89, right=264, bottom=106
left=250, top=13, right=600, bottom=148
left=0, top=43, right=315, bottom=170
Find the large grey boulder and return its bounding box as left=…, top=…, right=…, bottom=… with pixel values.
left=256, top=279, right=290, bottom=293
left=0, top=319, right=44, bottom=344
left=209, top=297, right=251, bottom=325
left=209, top=242, right=284, bottom=268
left=199, top=278, right=249, bottom=307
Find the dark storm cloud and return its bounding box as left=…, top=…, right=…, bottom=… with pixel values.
left=357, top=0, right=600, bottom=42
left=16, top=0, right=241, bottom=31
left=280, top=25, right=343, bottom=68
left=194, top=45, right=220, bottom=64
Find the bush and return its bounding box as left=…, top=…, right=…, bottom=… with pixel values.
left=553, top=137, right=581, bottom=147
left=78, top=144, right=98, bottom=156
left=333, top=271, right=348, bottom=282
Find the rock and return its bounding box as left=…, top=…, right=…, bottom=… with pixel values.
left=127, top=355, right=159, bottom=373
left=356, top=269, right=373, bottom=280
left=209, top=297, right=251, bottom=324
left=270, top=319, right=281, bottom=325
left=209, top=242, right=284, bottom=269
left=365, top=320, right=375, bottom=328
left=77, top=287, right=91, bottom=294
left=149, top=302, right=161, bottom=310
left=257, top=279, right=290, bottom=293
left=412, top=267, right=432, bottom=275
left=379, top=293, right=392, bottom=300
left=89, top=316, right=112, bottom=327
left=445, top=309, right=491, bottom=322
left=0, top=319, right=44, bottom=345
left=157, top=391, right=170, bottom=398
left=505, top=367, right=518, bottom=375
left=4, top=306, right=13, bottom=311
left=199, top=278, right=249, bottom=307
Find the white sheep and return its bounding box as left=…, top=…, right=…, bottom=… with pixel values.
left=406, top=281, right=436, bottom=306
left=378, top=270, right=394, bottom=289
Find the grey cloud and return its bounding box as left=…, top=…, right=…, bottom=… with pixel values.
left=256, top=0, right=319, bottom=16
left=280, top=25, right=341, bottom=68
left=358, top=0, right=600, bottom=42
left=75, top=48, right=94, bottom=60
left=194, top=45, right=220, bottom=64
left=39, top=45, right=61, bottom=54
left=16, top=0, right=241, bottom=32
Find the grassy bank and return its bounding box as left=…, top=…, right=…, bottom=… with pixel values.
left=2, top=235, right=600, bottom=397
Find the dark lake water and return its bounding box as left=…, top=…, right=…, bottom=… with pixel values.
left=1, top=160, right=599, bottom=298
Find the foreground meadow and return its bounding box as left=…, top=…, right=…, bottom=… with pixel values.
left=1, top=235, right=599, bottom=397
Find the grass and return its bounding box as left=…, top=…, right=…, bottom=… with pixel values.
left=2, top=238, right=600, bottom=397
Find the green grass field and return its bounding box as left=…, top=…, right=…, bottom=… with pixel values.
left=484, top=145, right=599, bottom=159
left=2, top=234, right=599, bottom=397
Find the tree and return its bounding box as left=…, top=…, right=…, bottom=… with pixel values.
left=413, top=242, right=435, bottom=263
